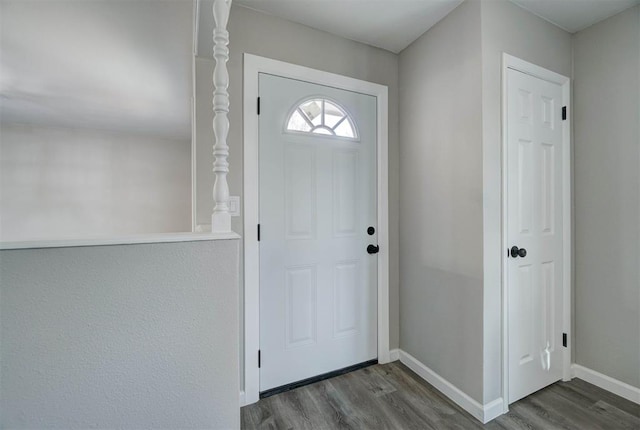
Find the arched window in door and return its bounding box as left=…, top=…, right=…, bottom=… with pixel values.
left=285, top=97, right=358, bottom=140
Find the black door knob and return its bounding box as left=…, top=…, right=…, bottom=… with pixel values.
left=367, top=245, right=380, bottom=254
left=510, top=246, right=527, bottom=258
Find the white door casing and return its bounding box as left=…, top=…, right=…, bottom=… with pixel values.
left=259, top=74, right=377, bottom=391
left=502, top=54, right=571, bottom=407
left=243, top=54, right=389, bottom=406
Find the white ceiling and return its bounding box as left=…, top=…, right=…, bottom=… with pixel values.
left=0, top=0, right=193, bottom=139
left=231, top=0, right=639, bottom=54
left=233, top=0, right=464, bottom=53
left=510, top=0, right=640, bottom=33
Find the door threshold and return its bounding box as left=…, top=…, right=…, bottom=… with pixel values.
left=259, top=359, right=378, bottom=399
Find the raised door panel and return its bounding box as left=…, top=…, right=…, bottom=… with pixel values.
left=516, top=265, right=534, bottom=367
left=285, top=146, right=316, bottom=240
left=518, top=139, right=534, bottom=235
left=333, top=260, right=359, bottom=338
left=285, top=265, right=317, bottom=348
left=519, top=89, right=533, bottom=124
left=541, top=96, right=555, bottom=130
left=332, top=149, right=358, bottom=238
left=541, top=261, right=556, bottom=355
left=540, top=143, right=555, bottom=235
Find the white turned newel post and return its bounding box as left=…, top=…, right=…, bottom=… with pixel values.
left=211, top=0, right=232, bottom=232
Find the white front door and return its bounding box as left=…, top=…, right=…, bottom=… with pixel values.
left=507, top=68, right=565, bottom=403
left=259, top=73, right=378, bottom=392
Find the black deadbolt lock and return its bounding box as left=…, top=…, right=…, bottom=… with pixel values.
left=367, top=226, right=375, bottom=235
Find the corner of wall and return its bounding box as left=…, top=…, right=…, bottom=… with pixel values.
left=478, top=0, right=573, bottom=403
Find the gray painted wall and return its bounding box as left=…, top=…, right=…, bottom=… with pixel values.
left=480, top=0, right=572, bottom=402
left=194, top=4, right=401, bottom=388
left=399, top=0, right=573, bottom=404
left=0, top=124, right=192, bottom=241
left=0, top=239, right=240, bottom=429
left=399, top=0, right=484, bottom=403
left=573, top=5, right=640, bottom=388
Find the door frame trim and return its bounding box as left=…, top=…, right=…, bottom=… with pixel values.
left=501, top=53, right=572, bottom=413
left=242, top=53, right=390, bottom=406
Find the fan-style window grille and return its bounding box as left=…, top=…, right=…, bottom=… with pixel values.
left=286, top=98, right=358, bottom=139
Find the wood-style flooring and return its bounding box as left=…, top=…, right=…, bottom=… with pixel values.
left=241, top=361, right=640, bottom=429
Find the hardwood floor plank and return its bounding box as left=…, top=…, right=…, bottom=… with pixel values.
left=590, top=400, right=640, bottom=430
left=528, top=387, right=615, bottom=430
left=327, top=371, right=397, bottom=429
left=246, top=399, right=281, bottom=430
left=304, top=379, right=362, bottom=430
left=241, top=363, right=640, bottom=430
left=354, top=365, right=398, bottom=397
left=376, top=390, right=440, bottom=430
left=268, top=387, right=326, bottom=430
left=241, top=406, right=255, bottom=429
left=379, top=364, right=481, bottom=428
left=502, top=397, right=570, bottom=430
left=381, top=362, right=459, bottom=417
left=560, top=377, right=640, bottom=417
left=491, top=411, right=538, bottom=430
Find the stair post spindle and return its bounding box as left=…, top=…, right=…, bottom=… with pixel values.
left=211, top=0, right=232, bottom=232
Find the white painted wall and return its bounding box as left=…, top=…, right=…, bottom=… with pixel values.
left=573, top=5, right=640, bottom=388
left=0, top=0, right=193, bottom=143
left=195, top=3, right=400, bottom=390
left=480, top=0, right=572, bottom=403
left=0, top=123, right=191, bottom=241
left=399, top=0, right=484, bottom=403
left=0, top=239, right=240, bottom=429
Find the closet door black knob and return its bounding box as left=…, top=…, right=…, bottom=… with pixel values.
left=367, top=245, right=379, bottom=254
left=510, top=246, right=527, bottom=258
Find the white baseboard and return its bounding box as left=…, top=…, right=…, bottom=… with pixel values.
left=398, top=350, right=503, bottom=423
left=572, top=364, right=640, bottom=405
left=389, top=348, right=400, bottom=362
left=239, top=390, right=246, bottom=407
left=482, top=397, right=505, bottom=423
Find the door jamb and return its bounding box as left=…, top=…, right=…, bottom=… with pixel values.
left=501, top=53, right=572, bottom=413
left=243, top=53, right=390, bottom=406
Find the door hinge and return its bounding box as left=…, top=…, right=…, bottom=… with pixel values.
left=562, top=106, right=567, bottom=121
left=257, top=97, right=261, bottom=115
left=258, top=350, right=261, bottom=368
left=562, top=333, right=567, bottom=347
left=257, top=224, right=261, bottom=241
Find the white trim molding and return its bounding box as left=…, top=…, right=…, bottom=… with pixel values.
left=572, top=364, right=640, bottom=405
left=243, top=53, right=390, bottom=406
left=389, top=349, right=400, bottom=362
left=399, top=350, right=503, bottom=424
left=483, top=398, right=505, bottom=423
left=501, top=53, right=572, bottom=412
left=0, top=232, right=239, bottom=251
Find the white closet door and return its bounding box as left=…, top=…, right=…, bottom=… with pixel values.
left=507, top=68, right=564, bottom=403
